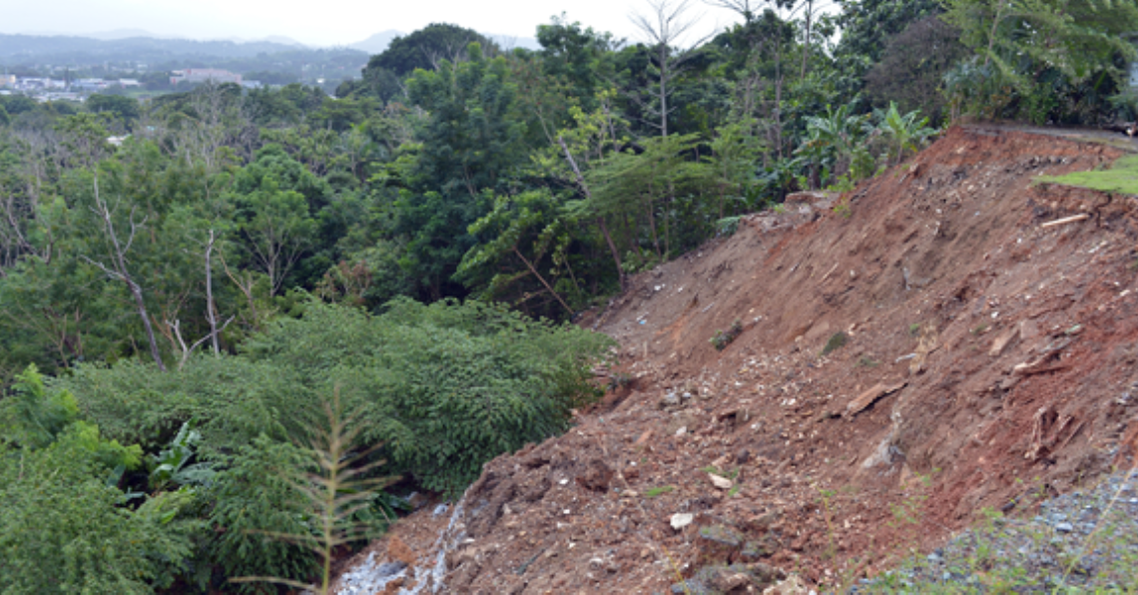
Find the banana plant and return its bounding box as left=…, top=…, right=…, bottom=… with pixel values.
left=879, top=101, right=937, bottom=166
left=798, top=104, right=872, bottom=188
left=149, top=419, right=216, bottom=491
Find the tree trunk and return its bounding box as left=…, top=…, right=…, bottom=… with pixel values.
left=659, top=44, right=670, bottom=138
left=800, top=0, right=814, bottom=79
left=91, top=177, right=167, bottom=372
left=558, top=136, right=626, bottom=289
left=512, top=246, right=573, bottom=315
left=205, top=229, right=220, bottom=355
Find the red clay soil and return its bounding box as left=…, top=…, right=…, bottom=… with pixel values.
left=339, top=126, right=1138, bottom=594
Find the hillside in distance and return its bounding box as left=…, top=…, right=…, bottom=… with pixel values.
left=0, top=33, right=367, bottom=84
left=0, top=33, right=342, bottom=61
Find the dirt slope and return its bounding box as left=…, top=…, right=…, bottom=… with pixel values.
left=343, top=126, right=1138, bottom=594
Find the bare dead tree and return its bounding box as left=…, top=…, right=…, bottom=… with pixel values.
left=706, top=0, right=795, bottom=157
left=153, top=229, right=233, bottom=367
left=703, top=0, right=758, bottom=23
left=203, top=229, right=222, bottom=355
left=169, top=83, right=233, bottom=173
left=798, top=0, right=814, bottom=78
left=81, top=175, right=167, bottom=371
left=163, top=316, right=235, bottom=370
left=218, top=250, right=264, bottom=333
left=630, top=0, right=715, bottom=137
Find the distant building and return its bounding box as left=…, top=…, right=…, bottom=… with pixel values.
left=0, top=74, right=14, bottom=88
left=40, top=92, right=83, bottom=103
left=118, top=79, right=141, bottom=87
left=170, top=68, right=243, bottom=85
left=15, top=78, right=65, bottom=91
left=71, top=79, right=109, bottom=92
left=241, top=80, right=262, bottom=90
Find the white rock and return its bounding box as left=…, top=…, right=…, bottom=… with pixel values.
left=670, top=513, right=694, bottom=530
left=709, top=473, right=734, bottom=490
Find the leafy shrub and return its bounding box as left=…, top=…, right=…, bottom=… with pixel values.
left=66, top=297, right=613, bottom=499
left=59, top=356, right=311, bottom=457
left=0, top=364, right=79, bottom=448
left=0, top=368, right=195, bottom=593
left=208, top=436, right=318, bottom=594
left=0, top=443, right=195, bottom=593
left=32, top=296, right=613, bottom=593
left=710, top=319, right=744, bottom=351
left=243, top=298, right=614, bottom=496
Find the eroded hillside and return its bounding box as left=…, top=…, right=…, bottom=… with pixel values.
left=336, top=126, right=1138, bottom=594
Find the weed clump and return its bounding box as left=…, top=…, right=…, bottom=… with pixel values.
left=821, top=331, right=849, bottom=356
left=710, top=320, right=744, bottom=351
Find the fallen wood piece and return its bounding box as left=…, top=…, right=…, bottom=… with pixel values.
left=845, top=381, right=907, bottom=418
left=1014, top=362, right=1070, bottom=376
left=1041, top=214, right=1089, bottom=228
left=989, top=327, right=1018, bottom=357
left=1013, top=348, right=1069, bottom=375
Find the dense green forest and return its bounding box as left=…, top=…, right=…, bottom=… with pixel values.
left=1, top=1, right=1136, bottom=592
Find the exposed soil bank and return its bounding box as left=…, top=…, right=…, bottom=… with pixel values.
left=338, top=126, right=1138, bottom=594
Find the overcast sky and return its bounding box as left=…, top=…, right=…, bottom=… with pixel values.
left=3, top=0, right=759, bottom=47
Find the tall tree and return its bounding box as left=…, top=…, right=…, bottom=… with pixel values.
left=394, top=42, right=525, bottom=300
left=365, top=23, right=496, bottom=78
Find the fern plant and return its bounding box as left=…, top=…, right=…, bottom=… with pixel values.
left=231, top=395, right=397, bottom=595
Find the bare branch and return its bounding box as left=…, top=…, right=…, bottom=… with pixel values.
left=702, top=0, right=756, bottom=21
left=204, top=229, right=220, bottom=355
left=629, top=0, right=715, bottom=136
left=631, top=0, right=705, bottom=47
left=80, top=255, right=126, bottom=282
left=86, top=174, right=167, bottom=371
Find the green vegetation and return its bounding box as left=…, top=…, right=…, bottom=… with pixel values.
left=0, top=298, right=610, bottom=591
left=711, top=319, right=745, bottom=351
left=645, top=485, right=676, bottom=498
left=1036, top=155, right=1138, bottom=196
left=822, top=331, right=850, bottom=356
left=941, top=0, right=1138, bottom=124
left=859, top=474, right=1138, bottom=593
left=0, top=2, right=1135, bottom=590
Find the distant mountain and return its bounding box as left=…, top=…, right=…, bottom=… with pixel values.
left=262, top=35, right=308, bottom=48
left=86, top=29, right=168, bottom=41
left=0, top=33, right=364, bottom=64
left=349, top=30, right=402, bottom=55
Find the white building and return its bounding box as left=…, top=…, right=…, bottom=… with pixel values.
left=170, top=68, right=243, bottom=85
left=71, top=79, right=109, bottom=92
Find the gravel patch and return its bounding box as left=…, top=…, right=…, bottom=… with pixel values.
left=856, top=469, right=1138, bottom=593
